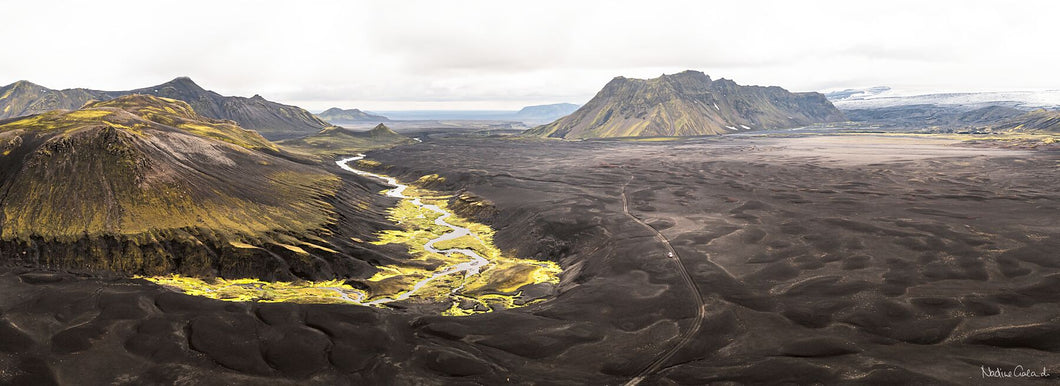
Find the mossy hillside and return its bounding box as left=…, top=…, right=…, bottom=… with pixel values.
left=87, top=96, right=278, bottom=152
left=526, top=70, right=844, bottom=139
left=415, top=173, right=446, bottom=188
left=278, top=124, right=415, bottom=158
left=446, top=192, right=500, bottom=221
left=0, top=108, right=141, bottom=136
left=0, top=98, right=336, bottom=239
left=0, top=95, right=354, bottom=279
left=990, top=109, right=1060, bottom=134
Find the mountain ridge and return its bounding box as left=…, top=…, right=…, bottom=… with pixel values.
left=513, top=103, right=580, bottom=124
left=372, top=103, right=579, bottom=124
left=525, top=70, right=844, bottom=138
left=0, top=77, right=329, bottom=140
left=828, top=87, right=1060, bottom=110
left=843, top=104, right=1026, bottom=129
left=316, top=107, right=389, bottom=124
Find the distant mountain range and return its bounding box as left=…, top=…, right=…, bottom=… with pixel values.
left=513, top=103, right=580, bottom=123
left=828, top=86, right=1060, bottom=128
left=823, top=86, right=892, bottom=101
left=315, top=107, right=389, bottom=125
left=0, top=77, right=330, bottom=140
left=279, top=123, right=416, bottom=158
left=827, top=86, right=1060, bottom=110
left=526, top=70, right=844, bottom=139
left=374, top=103, right=580, bottom=125
left=842, top=105, right=1026, bottom=128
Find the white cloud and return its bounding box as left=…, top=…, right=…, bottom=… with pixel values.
left=2, top=0, right=1058, bottom=110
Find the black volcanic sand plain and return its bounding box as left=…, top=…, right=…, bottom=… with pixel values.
left=2, top=134, right=1059, bottom=384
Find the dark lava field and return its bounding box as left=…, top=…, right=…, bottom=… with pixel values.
left=2, top=134, right=1059, bottom=385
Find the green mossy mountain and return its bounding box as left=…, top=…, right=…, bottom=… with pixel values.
left=991, top=109, right=1060, bottom=133
left=279, top=123, right=415, bottom=158
left=316, top=107, right=389, bottom=124
left=525, top=70, right=845, bottom=138
left=0, top=77, right=329, bottom=140
left=0, top=95, right=386, bottom=280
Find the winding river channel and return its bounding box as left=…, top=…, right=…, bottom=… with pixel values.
left=336, top=155, right=490, bottom=305
left=145, top=155, right=512, bottom=308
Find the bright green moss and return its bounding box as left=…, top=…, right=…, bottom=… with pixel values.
left=144, top=169, right=563, bottom=316
left=64, top=109, right=113, bottom=120
left=363, top=172, right=561, bottom=314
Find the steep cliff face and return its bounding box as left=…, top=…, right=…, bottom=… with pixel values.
left=0, top=78, right=330, bottom=140
left=0, top=95, right=392, bottom=280
left=526, top=70, right=844, bottom=138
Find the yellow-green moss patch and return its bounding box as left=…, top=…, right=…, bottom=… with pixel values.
left=143, top=167, right=562, bottom=316
left=143, top=275, right=365, bottom=303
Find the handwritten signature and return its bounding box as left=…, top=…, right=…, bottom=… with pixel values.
left=981, top=365, right=1050, bottom=379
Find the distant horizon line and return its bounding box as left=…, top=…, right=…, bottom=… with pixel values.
left=6, top=76, right=1060, bottom=113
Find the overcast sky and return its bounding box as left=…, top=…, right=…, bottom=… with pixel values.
left=3, top=0, right=1059, bottom=111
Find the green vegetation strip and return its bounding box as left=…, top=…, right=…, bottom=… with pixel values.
left=143, top=161, right=561, bottom=316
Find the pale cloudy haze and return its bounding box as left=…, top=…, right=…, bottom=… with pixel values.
left=2, top=0, right=1058, bottom=110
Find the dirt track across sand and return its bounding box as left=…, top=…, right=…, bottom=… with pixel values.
left=621, top=175, right=706, bottom=385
